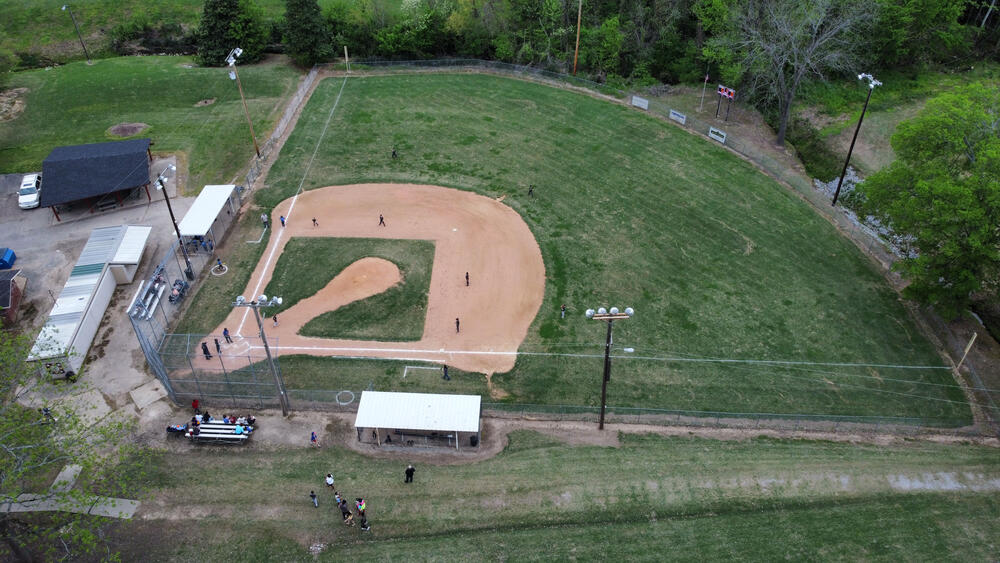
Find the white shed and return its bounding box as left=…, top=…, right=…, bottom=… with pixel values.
left=29, top=225, right=152, bottom=375
left=354, top=391, right=482, bottom=449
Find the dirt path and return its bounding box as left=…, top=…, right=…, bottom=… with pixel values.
left=206, top=183, right=545, bottom=375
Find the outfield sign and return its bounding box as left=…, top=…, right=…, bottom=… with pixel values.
left=717, top=85, right=736, bottom=99
left=708, top=127, right=727, bottom=144
left=631, top=95, right=649, bottom=110
left=669, top=109, right=687, bottom=124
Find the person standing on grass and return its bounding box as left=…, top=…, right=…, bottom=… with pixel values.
left=391, top=147, right=397, bottom=159
left=339, top=498, right=352, bottom=521
left=261, top=213, right=268, bottom=228
left=528, top=185, right=534, bottom=197
left=310, top=491, right=318, bottom=508
left=405, top=464, right=415, bottom=483
left=561, top=304, right=566, bottom=319
left=326, top=473, right=335, bottom=490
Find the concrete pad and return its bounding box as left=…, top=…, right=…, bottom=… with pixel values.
left=50, top=464, right=82, bottom=492
left=89, top=498, right=141, bottom=519
left=129, top=379, right=167, bottom=410
left=62, top=389, right=113, bottom=426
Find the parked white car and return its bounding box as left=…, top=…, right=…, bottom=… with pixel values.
left=18, top=174, right=41, bottom=209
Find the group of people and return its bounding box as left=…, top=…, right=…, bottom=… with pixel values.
left=310, top=473, right=371, bottom=531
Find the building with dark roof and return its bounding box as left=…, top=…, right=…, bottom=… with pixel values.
left=40, top=139, right=153, bottom=220
left=0, top=269, right=25, bottom=327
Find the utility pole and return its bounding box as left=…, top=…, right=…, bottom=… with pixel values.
left=572, top=0, right=583, bottom=75
left=833, top=74, right=881, bottom=206
left=62, top=5, right=92, bottom=64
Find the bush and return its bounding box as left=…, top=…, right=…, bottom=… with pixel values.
left=784, top=117, right=842, bottom=182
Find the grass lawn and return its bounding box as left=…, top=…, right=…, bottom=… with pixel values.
left=264, top=237, right=434, bottom=341
left=0, top=55, right=301, bottom=190
left=237, top=72, right=967, bottom=421
left=115, top=432, right=1000, bottom=561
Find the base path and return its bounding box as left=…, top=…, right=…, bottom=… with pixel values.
left=213, top=183, right=545, bottom=374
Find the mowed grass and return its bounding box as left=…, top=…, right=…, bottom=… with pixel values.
left=264, top=237, right=434, bottom=341
left=0, top=56, right=301, bottom=190
left=119, top=432, right=1000, bottom=560
left=251, top=73, right=967, bottom=421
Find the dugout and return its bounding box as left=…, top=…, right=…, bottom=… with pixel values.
left=354, top=391, right=482, bottom=450
left=176, top=185, right=240, bottom=252
left=40, top=139, right=153, bottom=221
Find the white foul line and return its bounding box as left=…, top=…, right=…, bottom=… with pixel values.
left=237, top=76, right=350, bottom=337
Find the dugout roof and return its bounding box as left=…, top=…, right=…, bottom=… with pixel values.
left=177, top=185, right=236, bottom=237
left=354, top=391, right=482, bottom=433
left=40, top=139, right=152, bottom=207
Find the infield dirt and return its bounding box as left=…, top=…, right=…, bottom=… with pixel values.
left=208, top=183, right=545, bottom=374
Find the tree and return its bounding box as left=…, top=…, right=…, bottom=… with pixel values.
left=701, top=0, right=874, bottom=146
left=197, top=0, right=269, bottom=66
left=858, top=83, right=1000, bottom=317
left=0, top=332, right=147, bottom=561
left=284, top=0, right=332, bottom=66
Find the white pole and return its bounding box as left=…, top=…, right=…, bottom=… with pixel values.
left=699, top=70, right=709, bottom=112
left=344, top=46, right=350, bottom=73
left=956, top=332, right=978, bottom=371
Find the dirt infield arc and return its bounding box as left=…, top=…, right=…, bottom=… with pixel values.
left=212, top=183, right=545, bottom=374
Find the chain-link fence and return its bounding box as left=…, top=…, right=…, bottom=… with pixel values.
left=244, top=66, right=320, bottom=190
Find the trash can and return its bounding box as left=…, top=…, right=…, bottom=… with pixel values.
left=0, top=248, right=16, bottom=270
left=470, top=435, right=479, bottom=447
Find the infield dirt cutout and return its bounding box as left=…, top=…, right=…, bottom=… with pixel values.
left=210, top=183, right=545, bottom=374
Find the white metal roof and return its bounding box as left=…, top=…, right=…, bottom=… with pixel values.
left=178, top=185, right=235, bottom=237
left=354, top=391, right=482, bottom=433
left=29, top=225, right=150, bottom=362
left=112, top=225, right=152, bottom=264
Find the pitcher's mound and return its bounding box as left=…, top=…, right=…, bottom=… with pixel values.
left=108, top=122, right=149, bottom=137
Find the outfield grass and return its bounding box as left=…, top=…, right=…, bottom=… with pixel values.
left=264, top=237, right=434, bottom=341
left=117, top=432, right=1000, bottom=561
left=0, top=56, right=301, bottom=190
left=243, top=73, right=968, bottom=421
left=279, top=355, right=488, bottom=396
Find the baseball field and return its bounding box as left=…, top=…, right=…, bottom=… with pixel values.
left=183, top=71, right=969, bottom=423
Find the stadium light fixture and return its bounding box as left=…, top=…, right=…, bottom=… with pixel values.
left=585, top=305, right=635, bottom=430
left=232, top=294, right=289, bottom=416
left=832, top=73, right=882, bottom=206
left=225, top=47, right=260, bottom=158
left=155, top=164, right=194, bottom=280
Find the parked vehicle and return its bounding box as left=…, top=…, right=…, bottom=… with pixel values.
left=18, top=174, right=41, bottom=209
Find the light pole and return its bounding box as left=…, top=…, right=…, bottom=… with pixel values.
left=61, top=5, right=92, bottom=65
left=585, top=306, right=634, bottom=430
left=155, top=165, right=194, bottom=280
left=226, top=48, right=261, bottom=158
left=832, top=73, right=881, bottom=206
left=233, top=295, right=290, bottom=416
